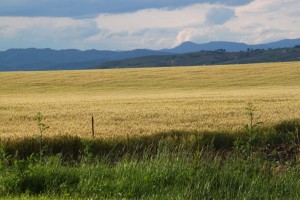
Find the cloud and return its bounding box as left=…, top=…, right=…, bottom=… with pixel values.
left=86, top=29, right=175, bottom=51
left=226, top=0, right=300, bottom=44
left=85, top=4, right=214, bottom=50
left=205, top=7, right=235, bottom=25
left=175, top=27, right=240, bottom=46
left=90, top=3, right=238, bottom=48
left=0, top=17, right=99, bottom=39
left=93, top=5, right=208, bottom=33
left=0, top=17, right=101, bottom=50
left=0, top=0, right=300, bottom=50
left=175, top=0, right=300, bottom=46
left=0, top=0, right=253, bottom=17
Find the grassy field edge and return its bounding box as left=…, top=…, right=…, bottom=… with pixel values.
left=1, top=119, right=300, bottom=199
left=1, top=118, right=300, bottom=161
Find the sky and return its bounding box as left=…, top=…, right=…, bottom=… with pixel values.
left=0, top=0, right=299, bottom=51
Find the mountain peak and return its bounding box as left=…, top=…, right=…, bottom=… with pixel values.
left=165, top=38, right=300, bottom=54
left=180, top=41, right=197, bottom=45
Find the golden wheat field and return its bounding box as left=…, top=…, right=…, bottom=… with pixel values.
left=1, top=62, right=300, bottom=139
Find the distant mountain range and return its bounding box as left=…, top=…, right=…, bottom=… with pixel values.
left=163, top=38, right=300, bottom=54
left=0, top=48, right=169, bottom=71
left=1, top=38, right=300, bottom=71
left=94, top=46, right=300, bottom=69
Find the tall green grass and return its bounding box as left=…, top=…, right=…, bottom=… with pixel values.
left=1, top=147, right=300, bottom=199
left=1, top=119, right=300, bottom=199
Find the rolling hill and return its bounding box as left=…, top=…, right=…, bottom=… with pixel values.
left=0, top=48, right=170, bottom=71
left=93, top=46, right=300, bottom=69
left=163, top=38, right=300, bottom=54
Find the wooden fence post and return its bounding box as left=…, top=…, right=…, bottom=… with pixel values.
left=92, top=114, right=95, bottom=139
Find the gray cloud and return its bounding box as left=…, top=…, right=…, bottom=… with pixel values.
left=0, top=17, right=102, bottom=50
left=106, top=31, right=130, bottom=40
left=0, top=0, right=253, bottom=17
left=205, top=7, right=235, bottom=25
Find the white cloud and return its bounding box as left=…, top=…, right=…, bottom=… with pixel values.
left=88, top=3, right=234, bottom=49
left=94, top=5, right=208, bottom=33
left=227, top=0, right=300, bottom=43
left=175, top=0, right=300, bottom=46
left=175, top=28, right=200, bottom=45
